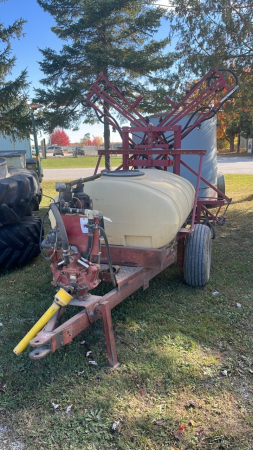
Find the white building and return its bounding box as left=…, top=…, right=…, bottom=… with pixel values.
left=0, top=134, right=32, bottom=158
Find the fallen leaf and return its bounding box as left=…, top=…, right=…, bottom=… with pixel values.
left=174, top=431, right=183, bottom=440
left=66, top=405, right=72, bottom=413
left=189, top=400, right=195, bottom=407
left=178, top=425, right=187, bottom=431
left=80, top=340, right=86, bottom=345
left=0, top=384, right=6, bottom=392
left=231, top=302, right=242, bottom=308
left=86, top=351, right=92, bottom=357
left=77, top=371, right=84, bottom=375
left=221, top=370, right=228, bottom=376
left=196, top=429, right=204, bottom=437
left=189, top=420, right=197, bottom=427
left=249, top=369, right=253, bottom=374
left=216, top=355, right=222, bottom=359
left=212, top=291, right=219, bottom=296
left=170, top=447, right=180, bottom=450
left=52, top=402, right=60, bottom=410
left=112, top=420, right=120, bottom=431
left=153, top=419, right=167, bottom=427
left=88, top=361, right=97, bottom=365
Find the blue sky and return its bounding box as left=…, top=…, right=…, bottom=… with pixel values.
left=1, top=0, right=171, bottom=144
left=1, top=0, right=61, bottom=87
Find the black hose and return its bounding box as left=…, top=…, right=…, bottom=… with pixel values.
left=50, top=203, right=71, bottom=265
left=82, top=218, right=94, bottom=260
left=40, top=208, right=52, bottom=261
left=96, top=225, right=116, bottom=287
left=69, top=173, right=101, bottom=187
left=82, top=87, right=123, bottom=138
left=181, top=106, right=213, bottom=134
left=166, top=68, right=239, bottom=147
left=183, top=69, right=239, bottom=135
left=203, top=213, right=216, bottom=239
left=218, top=68, right=238, bottom=85
left=94, top=109, right=123, bottom=139
left=208, top=68, right=239, bottom=89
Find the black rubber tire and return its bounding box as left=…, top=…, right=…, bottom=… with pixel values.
left=0, top=167, right=41, bottom=226
left=184, top=224, right=212, bottom=286
left=217, top=170, right=225, bottom=199
left=0, top=215, right=42, bottom=269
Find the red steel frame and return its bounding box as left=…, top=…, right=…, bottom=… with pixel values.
left=89, top=67, right=234, bottom=234
left=29, top=246, right=175, bottom=367
left=28, top=68, right=236, bottom=367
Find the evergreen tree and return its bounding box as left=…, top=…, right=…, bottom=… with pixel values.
left=167, top=0, right=253, bottom=146
left=168, top=0, right=253, bottom=80
left=0, top=1, right=31, bottom=139
left=35, top=0, right=174, bottom=169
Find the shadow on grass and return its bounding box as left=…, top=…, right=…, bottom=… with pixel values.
left=229, top=193, right=253, bottom=204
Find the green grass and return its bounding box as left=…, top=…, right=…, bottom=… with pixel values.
left=41, top=155, right=122, bottom=169
left=0, top=175, right=253, bottom=449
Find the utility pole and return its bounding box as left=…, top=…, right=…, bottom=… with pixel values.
left=29, top=104, right=43, bottom=181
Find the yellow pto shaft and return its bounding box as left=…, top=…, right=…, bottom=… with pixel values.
left=13, top=288, right=72, bottom=356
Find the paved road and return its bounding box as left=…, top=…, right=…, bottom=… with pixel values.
left=42, top=156, right=253, bottom=181
left=217, top=155, right=253, bottom=174
left=43, top=167, right=100, bottom=181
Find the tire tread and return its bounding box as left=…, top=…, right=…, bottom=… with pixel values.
left=0, top=168, right=41, bottom=226
left=0, top=215, right=42, bottom=269
left=184, top=224, right=212, bottom=286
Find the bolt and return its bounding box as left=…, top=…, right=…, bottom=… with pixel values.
left=90, top=311, right=94, bottom=317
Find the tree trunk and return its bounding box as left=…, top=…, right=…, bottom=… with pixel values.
left=237, top=133, right=240, bottom=153
left=229, top=135, right=234, bottom=152
left=103, top=101, right=111, bottom=171
left=102, top=64, right=111, bottom=171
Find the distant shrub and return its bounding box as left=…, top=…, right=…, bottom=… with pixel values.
left=217, top=138, right=229, bottom=150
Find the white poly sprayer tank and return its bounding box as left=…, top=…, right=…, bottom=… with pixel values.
left=140, top=113, right=217, bottom=197
left=84, top=169, right=195, bottom=249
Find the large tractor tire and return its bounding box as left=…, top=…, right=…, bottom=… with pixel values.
left=0, top=166, right=41, bottom=226
left=0, top=215, right=42, bottom=269
left=184, top=224, right=212, bottom=286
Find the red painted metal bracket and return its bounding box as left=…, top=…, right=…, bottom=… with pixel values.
left=29, top=250, right=175, bottom=365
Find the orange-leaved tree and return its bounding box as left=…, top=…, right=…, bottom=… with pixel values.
left=185, top=78, right=240, bottom=152
left=217, top=109, right=240, bottom=152
left=83, top=135, right=103, bottom=145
